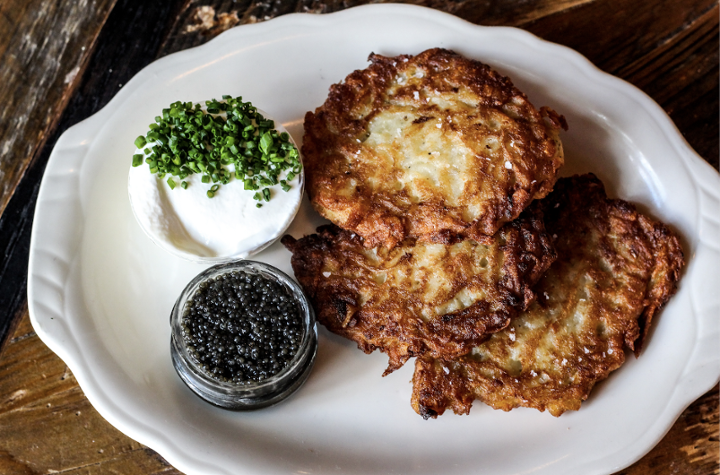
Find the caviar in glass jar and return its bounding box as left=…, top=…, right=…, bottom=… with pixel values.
left=170, top=260, right=317, bottom=410
left=182, top=270, right=303, bottom=384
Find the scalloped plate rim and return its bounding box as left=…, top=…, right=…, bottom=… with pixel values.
left=27, top=4, right=720, bottom=475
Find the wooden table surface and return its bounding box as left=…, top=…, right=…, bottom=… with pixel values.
left=0, top=1, right=717, bottom=474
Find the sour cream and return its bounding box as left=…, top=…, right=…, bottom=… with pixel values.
left=127, top=119, right=303, bottom=262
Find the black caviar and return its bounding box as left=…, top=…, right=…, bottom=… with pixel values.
left=181, top=270, right=303, bottom=384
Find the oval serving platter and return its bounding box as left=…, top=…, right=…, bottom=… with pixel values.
left=28, top=4, right=720, bottom=475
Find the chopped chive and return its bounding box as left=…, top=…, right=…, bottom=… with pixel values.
left=207, top=190, right=215, bottom=198
left=132, top=95, right=301, bottom=199
left=167, top=178, right=176, bottom=189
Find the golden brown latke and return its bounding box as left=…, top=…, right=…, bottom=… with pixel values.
left=411, top=174, right=685, bottom=419
left=302, top=48, right=566, bottom=249
left=281, top=204, right=555, bottom=374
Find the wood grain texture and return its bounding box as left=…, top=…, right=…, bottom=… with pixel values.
left=0, top=0, right=118, bottom=218
left=0, top=0, right=716, bottom=474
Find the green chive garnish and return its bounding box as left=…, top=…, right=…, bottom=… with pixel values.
left=130, top=96, right=301, bottom=200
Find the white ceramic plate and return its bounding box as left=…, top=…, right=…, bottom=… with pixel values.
left=28, top=4, right=720, bottom=475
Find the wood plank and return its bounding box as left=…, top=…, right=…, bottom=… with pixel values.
left=409, top=0, right=598, bottom=27
left=640, top=6, right=719, bottom=167
left=0, top=0, right=118, bottom=218
left=523, top=0, right=717, bottom=72
left=0, top=0, right=118, bottom=349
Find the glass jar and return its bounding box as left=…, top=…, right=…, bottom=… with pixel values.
left=170, top=260, right=317, bottom=410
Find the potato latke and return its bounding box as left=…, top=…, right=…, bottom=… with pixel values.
left=411, top=175, right=685, bottom=418
left=281, top=204, right=555, bottom=374
left=302, top=48, right=566, bottom=249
